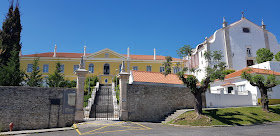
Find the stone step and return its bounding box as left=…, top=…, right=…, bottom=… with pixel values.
left=161, top=109, right=191, bottom=124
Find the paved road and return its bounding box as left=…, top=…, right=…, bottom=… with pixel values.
left=27, top=120, right=280, bottom=136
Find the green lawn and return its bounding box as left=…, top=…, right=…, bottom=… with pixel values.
left=169, top=105, right=280, bottom=126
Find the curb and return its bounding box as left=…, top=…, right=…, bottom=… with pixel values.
left=0, top=127, right=74, bottom=135
left=165, top=121, right=280, bottom=128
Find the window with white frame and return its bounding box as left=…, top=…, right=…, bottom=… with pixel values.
left=237, top=85, right=246, bottom=92
left=43, top=64, right=49, bottom=73
left=173, top=67, right=180, bottom=74
left=60, top=64, right=64, bottom=73
left=133, top=66, right=138, bottom=71
left=160, top=67, right=165, bottom=72
left=27, top=64, right=33, bottom=73
left=268, top=88, right=273, bottom=92
left=146, top=66, right=151, bottom=72
left=89, top=63, right=94, bottom=73
left=73, top=65, right=79, bottom=72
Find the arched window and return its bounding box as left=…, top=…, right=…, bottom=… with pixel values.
left=89, top=63, right=94, bottom=73
left=104, top=63, right=110, bottom=75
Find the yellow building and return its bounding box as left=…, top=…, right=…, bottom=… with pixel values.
left=20, top=47, right=182, bottom=84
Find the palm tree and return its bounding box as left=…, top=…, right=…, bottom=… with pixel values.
left=177, top=45, right=193, bottom=74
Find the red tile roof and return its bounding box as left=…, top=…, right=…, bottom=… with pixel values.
left=220, top=82, right=235, bottom=86
left=224, top=67, right=280, bottom=79
left=132, top=70, right=184, bottom=85
left=22, top=52, right=181, bottom=61
left=22, top=52, right=90, bottom=58
left=127, top=54, right=181, bottom=61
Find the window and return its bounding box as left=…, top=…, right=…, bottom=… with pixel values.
left=247, top=60, right=254, bottom=66
left=146, top=66, right=152, bottom=72
left=105, top=79, right=108, bottom=83
left=243, top=27, right=250, bottom=33
left=237, top=85, right=246, bottom=92
left=89, top=63, right=94, bottom=73
left=268, top=88, right=273, bottom=92
left=160, top=67, right=165, bottom=72
left=119, top=64, right=125, bottom=72
left=27, top=64, right=33, bottom=72
left=105, top=53, right=109, bottom=58
left=173, top=67, right=180, bottom=74
left=228, top=87, right=233, bottom=94
left=247, top=47, right=252, bottom=57
left=74, top=65, right=79, bottom=72
left=104, top=63, right=110, bottom=75
left=43, top=64, right=49, bottom=73
left=133, top=66, right=138, bottom=71
left=60, top=64, right=64, bottom=73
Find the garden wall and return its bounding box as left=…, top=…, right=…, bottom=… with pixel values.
left=126, top=82, right=206, bottom=122
left=0, top=86, right=76, bottom=131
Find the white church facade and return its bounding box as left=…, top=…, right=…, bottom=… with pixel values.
left=186, top=14, right=280, bottom=81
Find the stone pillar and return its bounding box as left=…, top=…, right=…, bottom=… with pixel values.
left=74, top=68, right=88, bottom=122
left=117, top=71, right=130, bottom=121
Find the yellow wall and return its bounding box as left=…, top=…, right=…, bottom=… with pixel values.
left=257, top=98, right=280, bottom=105
left=20, top=51, right=181, bottom=84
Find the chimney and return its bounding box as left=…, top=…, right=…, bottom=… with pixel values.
left=127, top=47, right=130, bottom=58
left=153, top=48, right=156, bottom=60
left=222, top=17, right=227, bottom=28
left=84, top=45, right=86, bottom=56
left=262, top=19, right=266, bottom=30
left=53, top=44, right=57, bottom=57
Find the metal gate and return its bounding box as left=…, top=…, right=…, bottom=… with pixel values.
left=90, top=85, right=119, bottom=120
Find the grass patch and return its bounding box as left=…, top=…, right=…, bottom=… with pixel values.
left=169, top=105, right=280, bottom=126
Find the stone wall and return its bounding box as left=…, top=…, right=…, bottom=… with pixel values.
left=0, top=86, right=76, bottom=131
left=126, top=82, right=206, bottom=122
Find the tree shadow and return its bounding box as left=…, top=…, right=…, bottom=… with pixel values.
left=269, top=107, right=280, bottom=114
left=246, top=116, right=270, bottom=124
left=204, top=109, right=244, bottom=126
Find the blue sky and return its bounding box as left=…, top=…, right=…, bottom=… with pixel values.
left=0, top=0, right=280, bottom=58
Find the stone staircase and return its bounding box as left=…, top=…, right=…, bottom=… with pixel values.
left=89, top=85, right=116, bottom=119
left=161, top=109, right=191, bottom=124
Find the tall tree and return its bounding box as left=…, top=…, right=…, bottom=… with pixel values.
left=162, top=56, right=172, bottom=76
left=26, top=57, right=43, bottom=87
left=275, top=51, right=280, bottom=61
left=0, top=0, right=24, bottom=86
left=0, top=0, right=22, bottom=65
left=256, top=48, right=274, bottom=64
left=241, top=69, right=279, bottom=112
left=47, top=62, right=66, bottom=87
left=164, top=49, right=227, bottom=117
left=0, top=50, right=25, bottom=86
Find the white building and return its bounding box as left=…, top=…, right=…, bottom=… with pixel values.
left=186, top=14, right=280, bottom=81
left=207, top=67, right=280, bottom=108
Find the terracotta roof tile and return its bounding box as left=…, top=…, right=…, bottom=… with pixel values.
left=224, top=67, right=280, bottom=79
left=22, top=52, right=181, bottom=60
left=132, top=70, right=184, bottom=85
left=124, top=54, right=181, bottom=61
left=220, top=82, right=235, bottom=86
left=22, top=52, right=90, bottom=58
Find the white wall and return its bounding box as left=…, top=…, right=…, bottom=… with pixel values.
left=206, top=89, right=255, bottom=108
left=251, top=61, right=280, bottom=73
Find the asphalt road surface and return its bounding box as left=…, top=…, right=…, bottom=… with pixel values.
left=27, top=120, right=280, bottom=136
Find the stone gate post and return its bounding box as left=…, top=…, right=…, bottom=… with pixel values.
left=117, top=61, right=130, bottom=121
left=74, top=56, right=88, bottom=122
